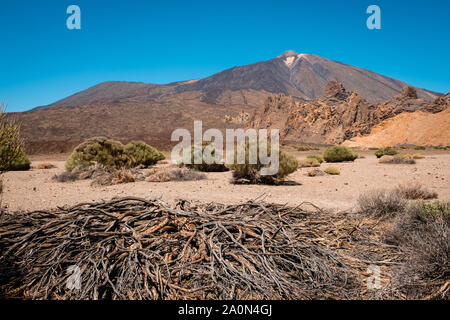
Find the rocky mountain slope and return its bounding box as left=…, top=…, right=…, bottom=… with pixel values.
left=12, top=51, right=444, bottom=154
left=249, top=82, right=449, bottom=145
left=343, top=107, right=450, bottom=148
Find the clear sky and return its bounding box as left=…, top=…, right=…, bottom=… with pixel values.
left=0, top=0, right=449, bottom=112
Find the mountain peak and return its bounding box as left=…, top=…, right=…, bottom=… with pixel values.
left=278, top=50, right=299, bottom=58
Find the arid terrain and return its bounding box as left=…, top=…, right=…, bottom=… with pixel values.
left=3, top=148, right=449, bottom=212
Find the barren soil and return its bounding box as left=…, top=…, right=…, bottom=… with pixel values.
left=2, top=150, right=449, bottom=213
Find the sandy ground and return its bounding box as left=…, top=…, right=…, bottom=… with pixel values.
left=2, top=151, right=449, bottom=213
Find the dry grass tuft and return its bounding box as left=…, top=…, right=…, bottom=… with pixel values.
left=358, top=189, right=407, bottom=217
left=385, top=201, right=449, bottom=299
left=35, top=163, right=55, bottom=170
left=394, top=184, right=438, bottom=200
left=324, top=167, right=340, bottom=175
left=146, top=168, right=206, bottom=182
left=378, top=155, right=415, bottom=164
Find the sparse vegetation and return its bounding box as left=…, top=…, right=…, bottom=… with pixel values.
left=306, top=168, right=325, bottom=177
left=412, top=153, right=424, bottom=159
left=228, top=142, right=298, bottom=184
left=35, top=163, right=55, bottom=170
left=146, top=167, right=207, bottom=182
left=306, top=154, right=324, bottom=163
left=180, top=143, right=228, bottom=172
left=375, top=147, right=398, bottom=158
left=53, top=164, right=148, bottom=186
left=296, top=145, right=319, bottom=151
left=378, top=155, right=416, bottom=164
left=324, top=167, right=340, bottom=175
left=65, top=137, right=133, bottom=171
left=299, top=158, right=321, bottom=168
left=124, top=141, right=165, bottom=167
left=414, top=145, right=426, bottom=150
left=322, top=146, right=358, bottom=163
left=385, top=201, right=449, bottom=299
left=394, top=184, right=438, bottom=200
left=358, top=189, right=407, bottom=217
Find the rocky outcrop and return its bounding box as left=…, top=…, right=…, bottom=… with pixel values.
left=249, top=81, right=449, bottom=145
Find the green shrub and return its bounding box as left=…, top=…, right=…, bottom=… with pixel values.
left=6, top=150, right=30, bottom=171
left=124, top=140, right=165, bottom=167
left=322, top=146, right=358, bottom=162
left=306, top=154, right=324, bottom=163
left=414, top=145, right=426, bottom=150
left=180, top=143, right=229, bottom=172
left=0, top=102, right=29, bottom=172
left=227, top=142, right=298, bottom=184
left=65, top=137, right=133, bottom=171
left=375, top=147, right=398, bottom=158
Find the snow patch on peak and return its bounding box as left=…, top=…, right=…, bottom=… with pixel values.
left=284, top=56, right=296, bottom=68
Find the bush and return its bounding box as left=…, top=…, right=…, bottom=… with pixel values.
left=412, top=153, right=424, bottom=159
left=65, top=137, right=133, bottom=171
left=323, top=146, right=358, bottom=162
left=180, top=143, right=228, bottom=172
left=385, top=201, right=449, bottom=299
left=53, top=164, right=148, bottom=186
left=36, top=163, right=55, bottom=170
left=296, top=145, right=319, bottom=151
left=358, top=189, right=407, bottom=217
left=306, top=168, right=325, bottom=177
left=124, top=141, right=165, bottom=167
left=299, top=158, right=321, bottom=168
left=0, top=148, right=30, bottom=171
left=375, top=147, right=398, bottom=158
left=378, top=155, right=415, bottom=164
left=324, top=167, right=340, bottom=175
left=394, top=184, right=437, bottom=200
left=0, top=103, right=29, bottom=172
left=227, top=142, right=298, bottom=184
left=146, top=167, right=207, bottom=182
left=306, top=154, right=324, bottom=163
left=414, top=145, right=426, bottom=150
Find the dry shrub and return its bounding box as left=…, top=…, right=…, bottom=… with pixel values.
left=358, top=189, right=407, bottom=217
left=412, top=153, right=424, bottom=159
left=306, top=168, right=325, bottom=177
left=146, top=168, right=206, bottom=182
left=53, top=164, right=146, bottom=186
left=323, top=146, right=358, bottom=163
left=113, top=171, right=135, bottom=184
left=375, top=147, right=398, bottom=158
left=385, top=202, right=449, bottom=299
left=324, top=167, right=340, bottom=175
left=378, top=155, right=415, bottom=164
left=36, top=163, right=55, bottom=170
left=394, top=184, right=438, bottom=200
left=296, top=145, right=319, bottom=151
left=414, top=145, right=426, bottom=150
left=299, top=158, right=321, bottom=168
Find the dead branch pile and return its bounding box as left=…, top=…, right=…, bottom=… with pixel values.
left=0, top=197, right=365, bottom=300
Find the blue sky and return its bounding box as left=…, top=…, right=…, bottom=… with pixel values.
left=0, top=0, right=449, bottom=112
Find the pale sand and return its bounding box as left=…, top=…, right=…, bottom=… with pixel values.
left=2, top=153, right=449, bottom=212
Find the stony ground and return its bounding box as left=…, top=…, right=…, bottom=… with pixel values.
left=2, top=149, right=449, bottom=212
